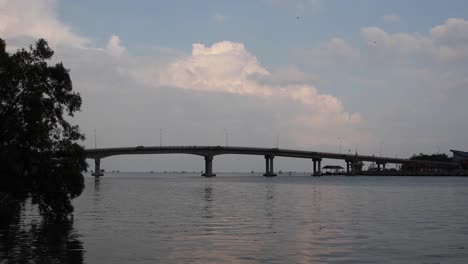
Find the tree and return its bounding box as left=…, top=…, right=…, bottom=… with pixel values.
left=401, top=153, right=454, bottom=171
left=0, top=38, right=86, bottom=219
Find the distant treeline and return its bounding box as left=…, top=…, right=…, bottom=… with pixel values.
left=401, top=153, right=456, bottom=171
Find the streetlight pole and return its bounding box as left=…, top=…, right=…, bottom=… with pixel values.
left=160, top=128, right=162, bottom=147
left=338, top=137, right=343, bottom=154
left=94, top=129, right=97, bottom=149
left=224, top=129, right=229, bottom=147
left=380, top=141, right=384, bottom=158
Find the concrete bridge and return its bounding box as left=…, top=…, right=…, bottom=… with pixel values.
left=85, top=146, right=458, bottom=177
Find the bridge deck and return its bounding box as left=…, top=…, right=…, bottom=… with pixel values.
left=85, top=145, right=458, bottom=166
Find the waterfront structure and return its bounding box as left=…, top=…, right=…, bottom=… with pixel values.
left=85, top=146, right=459, bottom=177
left=323, top=165, right=344, bottom=174
left=451, top=150, right=468, bottom=168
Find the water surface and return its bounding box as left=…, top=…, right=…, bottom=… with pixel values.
left=2, top=173, right=468, bottom=263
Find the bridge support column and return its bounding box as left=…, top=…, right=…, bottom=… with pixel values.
left=263, top=155, right=277, bottom=177
left=377, top=163, right=381, bottom=171
left=202, top=155, right=216, bottom=177
left=346, top=160, right=354, bottom=176
left=92, top=158, right=104, bottom=177
left=312, top=158, right=322, bottom=176
left=318, top=159, right=321, bottom=175
left=313, top=160, right=316, bottom=175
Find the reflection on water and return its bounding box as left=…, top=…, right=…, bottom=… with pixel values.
left=203, top=183, right=214, bottom=219
left=94, top=177, right=100, bottom=192
left=3, top=174, right=468, bottom=263
left=263, top=180, right=275, bottom=222
left=0, top=203, right=84, bottom=264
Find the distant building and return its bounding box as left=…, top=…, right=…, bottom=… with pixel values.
left=450, top=150, right=468, bottom=168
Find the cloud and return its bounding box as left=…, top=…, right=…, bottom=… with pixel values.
left=306, top=18, right=468, bottom=65
left=362, top=18, right=468, bottom=62
left=159, top=41, right=269, bottom=95
left=0, top=0, right=88, bottom=47
left=381, top=14, right=401, bottom=23
left=431, top=18, right=468, bottom=47
left=309, top=38, right=360, bottom=64
left=106, top=34, right=126, bottom=56
left=118, top=40, right=365, bottom=147
left=157, top=41, right=361, bottom=129
left=251, top=65, right=322, bottom=86
left=297, top=18, right=468, bottom=154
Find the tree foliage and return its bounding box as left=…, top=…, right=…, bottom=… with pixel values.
left=0, top=38, right=86, bottom=218
left=401, top=153, right=454, bottom=171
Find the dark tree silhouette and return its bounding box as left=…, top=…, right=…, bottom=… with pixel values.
left=401, top=153, right=454, bottom=171
left=0, top=38, right=86, bottom=219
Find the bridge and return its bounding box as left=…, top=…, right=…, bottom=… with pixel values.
left=85, top=146, right=459, bottom=177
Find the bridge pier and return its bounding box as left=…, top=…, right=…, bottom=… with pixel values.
left=346, top=160, right=354, bottom=176
left=263, top=155, right=277, bottom=177
left=312, top=158, right=322, bottom=176
left=92, top=158, right=104, bottom=177
left=377, top=162, right=386, bottom=171
left=202, top=155, right=216, bottom=177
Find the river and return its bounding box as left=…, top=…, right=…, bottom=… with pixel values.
left=2, top=173, right=468, bottom=263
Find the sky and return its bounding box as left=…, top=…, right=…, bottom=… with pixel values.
left=1, top=0, right=468, bottom=172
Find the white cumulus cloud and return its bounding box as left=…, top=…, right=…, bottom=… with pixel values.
left=362, top=18, right=468, bottom=62
left=106, top=34, right=126, bottom=56
left=0, top=0, right=88, bottom=47
left=158, top=41, right=361, bottom=128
